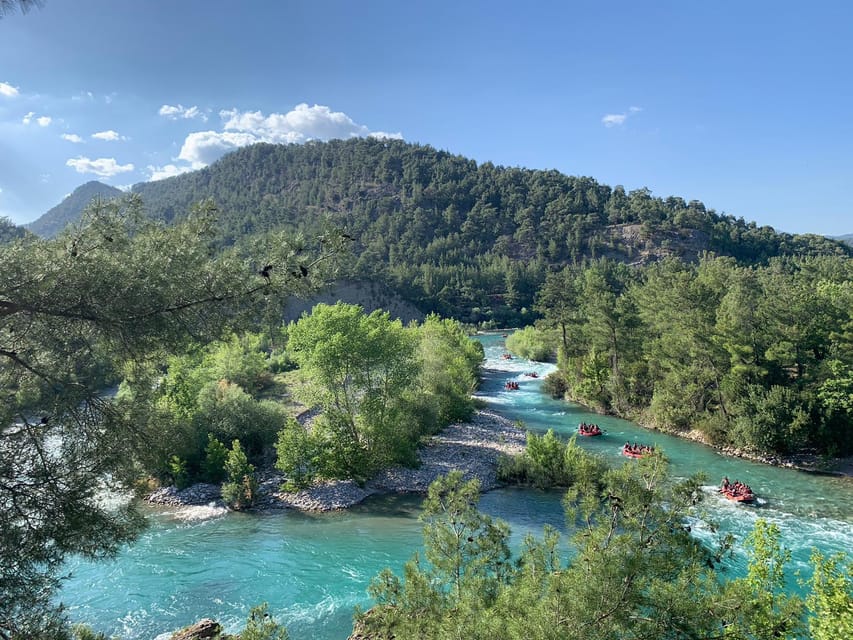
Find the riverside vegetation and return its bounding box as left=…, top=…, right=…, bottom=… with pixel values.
left=521, top=255, right=853, bottom=459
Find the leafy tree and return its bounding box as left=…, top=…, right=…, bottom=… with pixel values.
left=364, top=471, right=511, bottom=636
left=416, top=314, right=483, bottom=426
left=0, top=196, right=329, bottom=637
left=720, top=519, right=804, bottom=639
left=221, top=439, right=258, bottom=510
left=362, top=455, right=742, bottom=639
left=274, top=417, right=319, bottom=490
left=193, top=379, right=284, bottom=458
left=805, top=551, right=853, bottom=640
left=286, top=303, right=420, bottom=477
left=505, top=325, right=554, bottom=362
left=167, top=455, right=190, bottom=489
left=201, top=433, right=229, bottom=483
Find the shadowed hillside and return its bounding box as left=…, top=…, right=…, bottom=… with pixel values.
left=26, top=181, right=123, bottom=238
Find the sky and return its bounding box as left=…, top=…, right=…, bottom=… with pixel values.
left=1, top=0, right=851, bottom=235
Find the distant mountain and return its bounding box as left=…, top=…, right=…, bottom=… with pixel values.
left=0, top=216, right=30, bottom=245
left=27, top=139, right=851, bottom=323
left=835, top=233, right=853, bottom=246
left=26, top=181, right=124, bottom=238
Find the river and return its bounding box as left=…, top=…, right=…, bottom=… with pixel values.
left=60, top=333, right=853, bottom=639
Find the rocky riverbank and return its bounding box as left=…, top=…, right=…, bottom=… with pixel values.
left=146, top=410, right=526, bottom=512
left=675, top=429, right=851, bottom=477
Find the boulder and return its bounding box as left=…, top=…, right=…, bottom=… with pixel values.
left=170, top=618, right=222, bottom=640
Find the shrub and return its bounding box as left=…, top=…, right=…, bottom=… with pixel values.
left=221, top=439, right=258, bottom=510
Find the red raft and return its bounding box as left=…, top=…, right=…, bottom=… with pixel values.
left=622, top=443, right=653, bottom=458
left=720, top=482, right=756, bottom=503
left=578, top=423, right=602, bottom=437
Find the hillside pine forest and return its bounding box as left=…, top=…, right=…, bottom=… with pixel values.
left=2, top=138, right=853, bottom=639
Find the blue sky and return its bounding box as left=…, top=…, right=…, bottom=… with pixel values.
left=1, top=0, right=851, bottom=235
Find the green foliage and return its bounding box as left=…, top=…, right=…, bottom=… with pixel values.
left=364, top=471, right=511, bottom=636
left=205, top=332, right=273, bottom=393
left=731, top=385, right=809, bottom=454
left=419, top=472, right=511, bottom=600
left=221, top=439, right=258, bottom=510
left=201, top=434, right=229, bottom=483
left=538, top=255, right=853, bottom=455
left=416, top=314, right=483, bottom=426
left=504, top=325, right=554, bottom=361
left=805, top=551, right=853, bottom=640
left=362, top=454, right=758, bottom=639
left=71, top=624, right=113, bottom=640
left=286, top=303, right=421, bottom=478
left=274, top=417, right=318, bottom=490
left=241, top=602, right=289, bottom=640
left=499, top=430, right=566, bottom=488
left=193, top=379, right=284, bottom=458
left=1, top=194, right=329, bottom=637
left=167, top=455, right=190, bottom=489
left=720, top=519, right=805, bottom=639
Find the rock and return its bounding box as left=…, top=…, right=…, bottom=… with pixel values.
left=170, top=618, right=222, bottom=639
left=147, top=483, right=223, bottom=507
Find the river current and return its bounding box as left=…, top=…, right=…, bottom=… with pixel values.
left=61, top=333, right=853, bottom=639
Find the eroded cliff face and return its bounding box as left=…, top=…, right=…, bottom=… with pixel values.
left=283, top=280, right=425, bottom=324
left=600, top=223, right=711, bottom=265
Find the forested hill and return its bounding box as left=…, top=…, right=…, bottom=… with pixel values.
left=26, top=180, right=123, bottom=238
left=27, top=139, right=850, bottom=323
left=130, top=138, right=850, bottom=323
left=837, top=233, right=853, bottom=246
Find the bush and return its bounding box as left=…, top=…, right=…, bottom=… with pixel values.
left=498, top=430, right=595, bottom=489
left=275, top=417, right=318, bottom=490
left=201, top=433, right=228, bottom=483
left=167, top=455, right=190, bottom=489
left=505, top=326, right=554, bottom=361
left=542, top=371, right=568, bottom=399
left=221, top=440, right=258, bottom=510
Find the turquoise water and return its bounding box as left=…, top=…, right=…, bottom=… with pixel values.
left=61, top=334, right=853, bottom=638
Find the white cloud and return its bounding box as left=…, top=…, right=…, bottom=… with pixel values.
left=602, top=106, right=642, bottom=128
left=66, top=156, right=135, bottom=177
left=602, top=113, right=627, bottom=127
left=174, top=103, right=402, bottom=169
left=61, top=133, right=85, bottom=143
left=159, top=103, right=206, bottom=121
left=92, top=129, right=126, bottom=141
left=177, top=129, right=262, bottom=167
left=146, top=163, right=194, bottom=181
left=22, top=112, right=52, bottom=126
left=0, top=81, right=20, bottom=97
